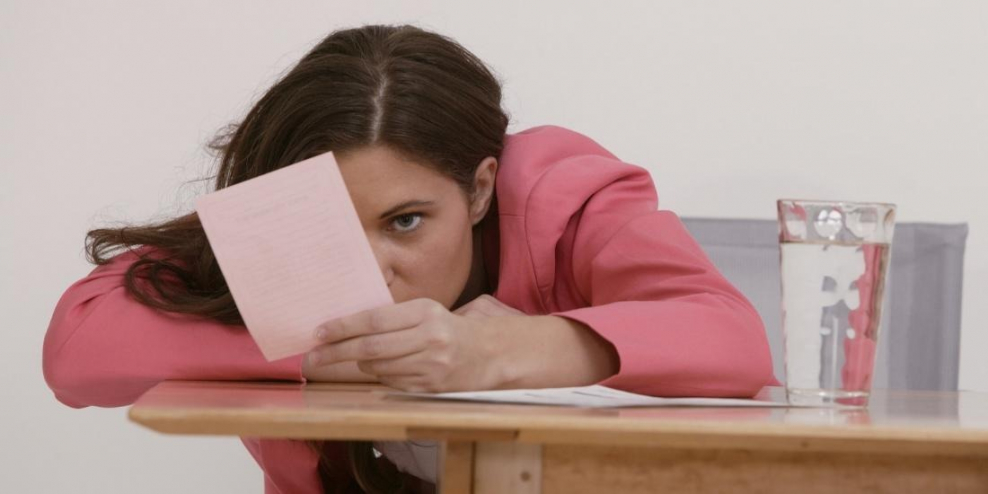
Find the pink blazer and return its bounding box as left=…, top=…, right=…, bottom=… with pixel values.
left=43, top=125, right=776, bottom=493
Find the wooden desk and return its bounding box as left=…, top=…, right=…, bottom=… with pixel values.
left=129, top=382, right=988, bottom=493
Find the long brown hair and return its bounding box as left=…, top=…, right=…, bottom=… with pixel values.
left=85, top=24, right=509, bottom=493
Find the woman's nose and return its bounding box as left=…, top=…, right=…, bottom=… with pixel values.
left=381, top=265, right=395, bottom=286
left=368, top=238, right=395, bottom=286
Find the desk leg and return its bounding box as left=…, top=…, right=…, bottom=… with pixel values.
left=439, top=441, right=474, bottom=494
left=439, top=441, right=543, bottom=494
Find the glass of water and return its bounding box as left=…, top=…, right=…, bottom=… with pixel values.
left=777, top=199, right=896, bottom=407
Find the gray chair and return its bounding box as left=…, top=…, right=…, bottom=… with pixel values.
left=682, top=218, right=968, bottom=391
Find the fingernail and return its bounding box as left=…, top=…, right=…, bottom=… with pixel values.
left=307, top=352, right=321, bottom=366
left=316, top=327, right=328, bottom=340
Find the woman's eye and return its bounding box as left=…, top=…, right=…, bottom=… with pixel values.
left=390, top=213, right=423, bottom=233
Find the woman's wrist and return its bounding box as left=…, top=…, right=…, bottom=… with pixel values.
left=490, top=315, right=619, bottom=390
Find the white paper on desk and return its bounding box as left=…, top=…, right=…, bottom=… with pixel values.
left=392, top=385, right=793, bottom=408
left=195, top=151, right=394, bottom=361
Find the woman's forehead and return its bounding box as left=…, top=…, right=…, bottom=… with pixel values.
left=336, top=145, right=461, bottom=209
left=338, top=146, right=441, bottom=182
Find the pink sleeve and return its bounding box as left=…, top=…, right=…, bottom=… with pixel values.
left=551, top=189, right=776, bottom=398
left=42, top=248, right=304, bottom=408
left=241, top=438, right=323, bottom=494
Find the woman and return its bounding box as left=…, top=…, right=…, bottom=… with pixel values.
left=43, top=24, right=775, bottom=494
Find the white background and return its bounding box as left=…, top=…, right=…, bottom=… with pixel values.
left=2, top=1, right=985, bottom=492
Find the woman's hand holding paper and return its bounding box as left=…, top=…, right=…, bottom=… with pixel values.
left=306, top=295, right=618, bottom=392
left=306, top=298, right=510, bottom=392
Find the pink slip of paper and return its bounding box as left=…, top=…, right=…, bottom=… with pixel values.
left=194, top=151, right=394, bottom=361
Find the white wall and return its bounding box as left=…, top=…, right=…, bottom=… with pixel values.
left=3, top=1, right=985, bottom=492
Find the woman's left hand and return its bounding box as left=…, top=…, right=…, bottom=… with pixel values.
left=307, top=297, right=520, bottom=392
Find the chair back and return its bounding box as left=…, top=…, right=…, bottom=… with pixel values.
left=682, top=217, right=967, bottom=391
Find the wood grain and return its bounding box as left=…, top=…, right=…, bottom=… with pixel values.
left=474, top=442, right=542, bottom=494
left=542, top=444, right=988, bottom=494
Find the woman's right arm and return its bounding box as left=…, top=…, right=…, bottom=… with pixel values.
left=43, top=248, right=305, bottom=408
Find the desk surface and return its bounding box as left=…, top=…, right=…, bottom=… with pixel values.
left=129, top=381, right=988, bottom=457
